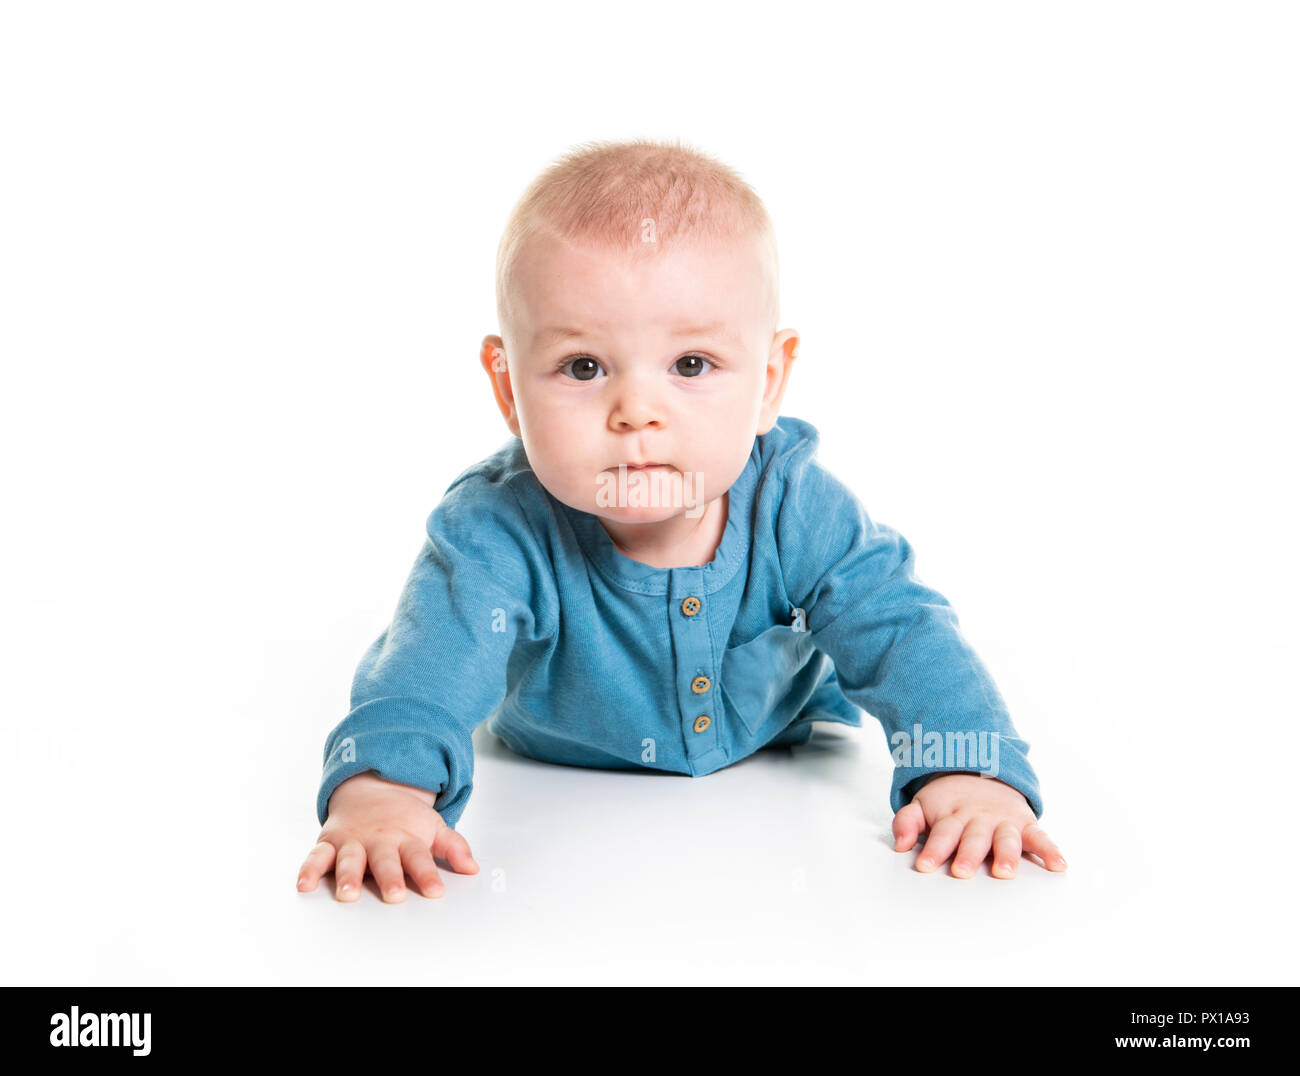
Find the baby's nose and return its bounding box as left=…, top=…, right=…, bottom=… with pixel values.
left=610, top=380, right=665, bottom=428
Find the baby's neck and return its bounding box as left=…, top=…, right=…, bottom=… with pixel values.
left=598, top=491, right=729, bottom=570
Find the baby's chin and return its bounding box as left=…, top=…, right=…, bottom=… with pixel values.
left=591, top=503, right=705, bottom=524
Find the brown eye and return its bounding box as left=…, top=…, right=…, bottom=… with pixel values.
left=561, top=356, right=603, bottom=381
left=675, top=354, right=712, bottom=377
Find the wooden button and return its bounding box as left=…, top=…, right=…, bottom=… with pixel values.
left=681, top=596, right=701, bottom=617
left=693, top=715, right=711, bottom=733
left=691, top=675, right=710, bottom=694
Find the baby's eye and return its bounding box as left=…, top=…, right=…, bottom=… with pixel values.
left=558, top=356, right=604, bottom=381
left=675, top=354, right=715, bottom=377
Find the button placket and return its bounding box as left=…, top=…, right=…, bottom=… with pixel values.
left=668, top=570, right=718, bottom=759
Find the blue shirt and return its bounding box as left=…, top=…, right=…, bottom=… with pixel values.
left=316, top=415, right=1043, bottom=829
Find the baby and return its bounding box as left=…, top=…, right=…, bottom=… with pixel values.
left=297, top=138, right=1067, bottom=902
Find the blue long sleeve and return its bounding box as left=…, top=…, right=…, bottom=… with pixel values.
left=775, top=447, right=1043, bottom=818
left=316, top=469, right=555, bottom=829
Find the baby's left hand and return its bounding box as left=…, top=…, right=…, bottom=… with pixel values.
left=891, top=772, right=1067, bottom=879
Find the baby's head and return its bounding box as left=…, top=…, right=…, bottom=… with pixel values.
left=482, top=138, right=798, bottom=527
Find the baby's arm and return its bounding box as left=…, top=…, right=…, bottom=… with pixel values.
left=776, top=447, right=1065, bottom=879
left=297, top=771, right=478, bottom=902
left=301, top=472, right=555, bottom=902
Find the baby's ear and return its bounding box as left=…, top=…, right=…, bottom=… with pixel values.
left=757, top=329, right=799, bottom=432
left=767, top=328, right=799, bottom=366
left=480, top=335, right=519, bottom=434
left=480, top=335, right=507, bottom=375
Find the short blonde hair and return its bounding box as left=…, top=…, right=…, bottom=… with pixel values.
left=495, top=137, right=779, bottom=342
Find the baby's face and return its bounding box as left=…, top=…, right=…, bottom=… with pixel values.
left=483, top=232, right=796, bottom=527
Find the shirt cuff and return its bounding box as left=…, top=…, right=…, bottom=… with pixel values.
left=316, top=696, right=474, bottom=829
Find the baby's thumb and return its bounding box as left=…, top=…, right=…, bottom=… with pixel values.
left=433, top=825, right=480, bottom=873
left=892, top=801, right=926, bottom=851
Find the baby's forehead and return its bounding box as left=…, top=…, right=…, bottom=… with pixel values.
left=519, top=232, right=776, bottom=305
left=529, top=238, right=767, bottom=302
left=504, top=229, right=779, bottom=344
left=534, top=227, right=760, bottom=264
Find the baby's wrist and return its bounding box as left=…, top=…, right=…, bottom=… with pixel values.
left=338, top=770, right=437, bottom=807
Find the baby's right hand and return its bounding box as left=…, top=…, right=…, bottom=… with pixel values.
left=296, top=771, right=479, bottom=902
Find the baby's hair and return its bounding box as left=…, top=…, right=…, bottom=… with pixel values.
left=495, top=137, right=779, bottom=341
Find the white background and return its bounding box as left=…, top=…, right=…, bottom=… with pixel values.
left=2, top=1, right=1295, bottom=985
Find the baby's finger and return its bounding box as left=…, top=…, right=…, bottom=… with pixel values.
left=297, top=840, right=337, bottom=892
left=366, top=840, right=408, bottom=903
left=892, top=802, right=926, bottom=852
left=951, top=819, right=995, bottom=879
left=915, top=814, right=965, bottom=873
left=333, top=838, right=368, bottom=902
left=1022, top=823, right=1067, bottom=871
left=433, top=824, right=480, bottom=874
left=990, top=822, right=1022, bottom=879
left=399, top=838, right=446, bottom=898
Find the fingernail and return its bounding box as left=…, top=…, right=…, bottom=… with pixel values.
left=1057, top=858, right=1068, bottom=869
left=918, top=859, right=934, bottom=871
left=999, top=862, right=1013, bottom=874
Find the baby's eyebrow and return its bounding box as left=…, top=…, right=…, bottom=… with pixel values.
left=670, top=320, right=734, bottom=340
left=534, top=322, right=738, bottom=347
left=534, top=325, right=589, bottom=347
